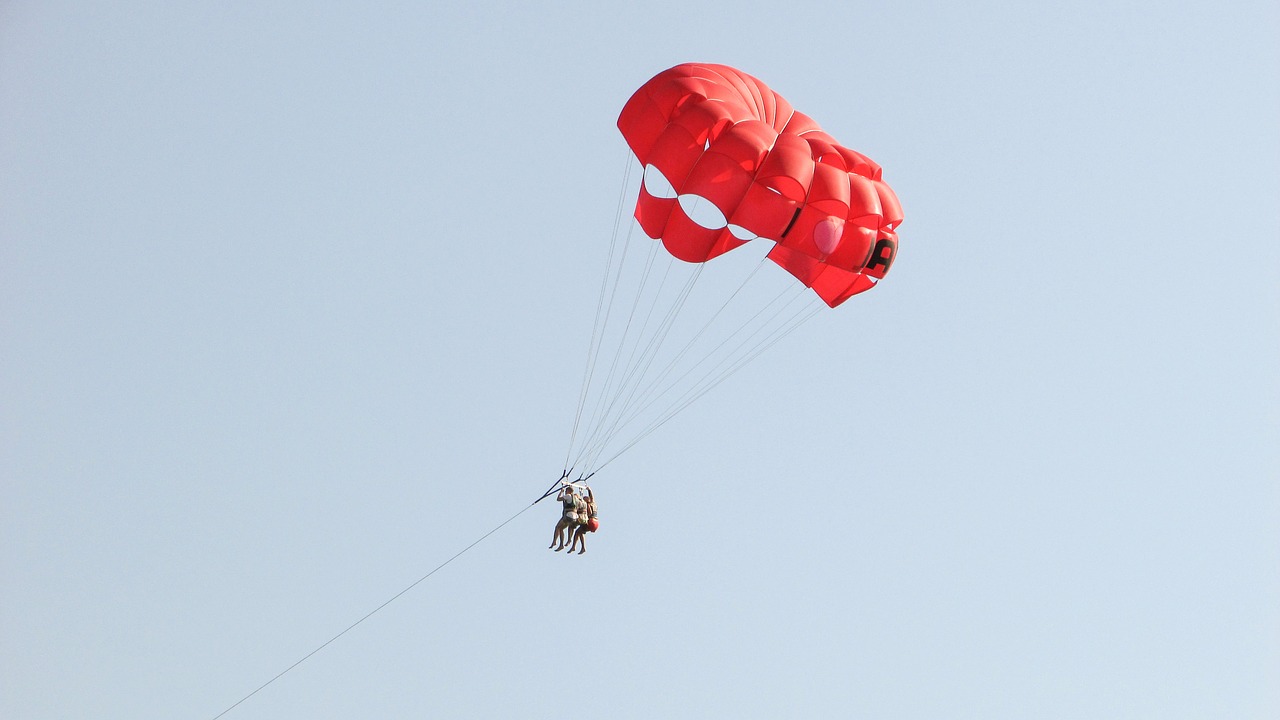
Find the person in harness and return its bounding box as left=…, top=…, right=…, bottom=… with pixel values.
left=549, top=484, right=584, bottom=551
left=568, top=487, right=598, bottom=555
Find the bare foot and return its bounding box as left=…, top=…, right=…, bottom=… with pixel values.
left=577, top=548, right=586, bottom=555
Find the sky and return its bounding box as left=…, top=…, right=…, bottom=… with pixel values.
left=2, top=1, right=1277, bottom=718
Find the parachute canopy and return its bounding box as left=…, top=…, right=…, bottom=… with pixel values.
left=618, top=63, right=902, bottom=307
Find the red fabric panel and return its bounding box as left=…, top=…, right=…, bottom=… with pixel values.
left=705, top=229, right=749, bottom=260
left=670, top=100, right=735, bottom=147
left=875, top=181, right=903, bottom=229
left=634, top=185, right=676, bottom=240
left=661, top=203, right=726, bottom=262
left=775, top=206, right=828, bottom=261
left=729, top=182, right=798, bottom=240
left=838, top=148, right=882, bottom=180
left=809, top=265, right=861, bottom=307
left=826, top=224, right=877, bottom=270
left=645, top=124, right=702, bottom=187
left=846, top=174, right=882, bottom=223
left=617, top=95, right=666, bottom=161
left=755, top=133, right=814, bottom=203
left=782, top=110, right=822, bottom=136
left=806, top=161, right=851, bottom=217
left=681, top=151, right=755, bottom=217
left=709, top=120, right=776, bottom=172
left=833, top=273, right=879, bottom=304
left=767, top=243, right=824, bottom=286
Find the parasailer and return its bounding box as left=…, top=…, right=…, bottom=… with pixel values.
left=568, top=487, right=599, bottom=555
left=549, top=484, right=584, bottom=551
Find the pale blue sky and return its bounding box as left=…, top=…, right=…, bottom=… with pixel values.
left=3, top=2, right=1277, bottom=718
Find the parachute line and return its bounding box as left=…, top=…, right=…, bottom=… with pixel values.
left=575, top=259, right=771, bottom=466
left=574, top=263, right=704, bottom=471
left=592, top=300, right=822, bottom=473
left=563, top=147, right=637, bottom=472
left=563, top=180, right=830, bottom=476
left=209, top=501, right=537, bottom=720
left=577, top=237, right=669, bottom=458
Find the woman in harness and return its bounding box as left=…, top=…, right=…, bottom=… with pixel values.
left=568, top=487, right=598, bottom=555
left=549, top=485, right=584, bottom=551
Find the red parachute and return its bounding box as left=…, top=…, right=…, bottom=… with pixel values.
left=618, top=63, right=902, bottom=307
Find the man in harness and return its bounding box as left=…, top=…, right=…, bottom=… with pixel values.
left=549, top=484, right=584, bottom=551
